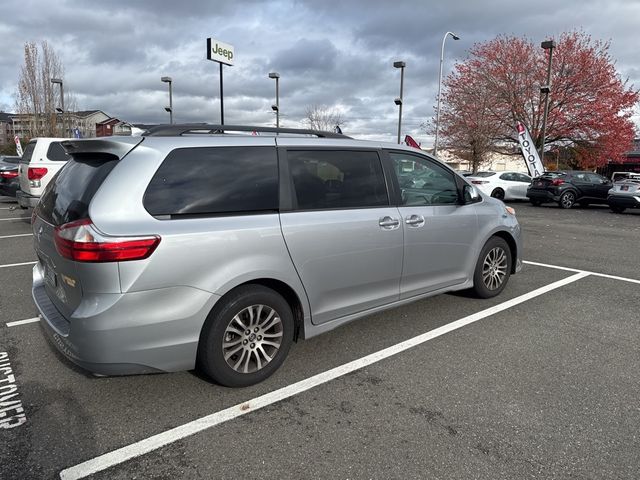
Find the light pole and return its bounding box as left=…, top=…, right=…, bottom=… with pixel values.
left=51, top=78, right=64, bottom=137
left=393, top=61, right=406, bottom=144
left=161, top=76, right=173, bottom=124
left=434, top=31, right=460, bottom=156
left=268, top=72, right=280, bottom=128
left=539, top=40, right=556, bottom=166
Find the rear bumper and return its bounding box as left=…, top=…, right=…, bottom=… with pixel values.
left=32, top=263, right=220, bottom=376
left=16, top=190, right=39, bottom=208
left=526, top=189, right=558, bottom=202
left=608, top=194, right=640, bottom=208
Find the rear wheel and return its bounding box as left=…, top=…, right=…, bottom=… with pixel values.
left=197, top=285, right=294, bottom=387
left=558, top=191, right=576, bottom=209
left=491, top=188, right=505, bottom=200
left=610, top=205, right=626, bottom=214
left=471, top=236, right=512, bottom=299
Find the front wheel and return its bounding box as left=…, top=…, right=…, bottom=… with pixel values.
left=559, top=191, right=576, bottom=209
left=471, top=237, right=512, bottom=299
left=197, top=285, right=294, bottom=387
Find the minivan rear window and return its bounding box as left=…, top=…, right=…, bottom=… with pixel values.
left=37, top=157, right=119, bottom=226
left=47, top=142, right=71, bottom=162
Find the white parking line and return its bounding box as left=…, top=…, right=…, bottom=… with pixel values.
left=0, top=217, right=30, bottom=221
left=6, top=317, right=40, bottom=327
left=0, top=261, right=37, bottom=269
left=524, top=260, right=640, bottom=285
left=0, top=233, right=33, bottom=239
left=58, top=271, right=589, bottom=480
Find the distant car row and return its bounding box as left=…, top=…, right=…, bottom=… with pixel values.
left=461, top=169, right=639, bottom=213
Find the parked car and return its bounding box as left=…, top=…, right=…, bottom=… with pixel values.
left=0, top=155, right=21, bottom=197
left=31, top=124, right=522, bottom=387
left=467, top=171, right=532, bottom=201
left=608, top=176, right=640, bottom=213
left=611, top=171, right=640, bottom=182
left=17, top=138, right=71, bottom=209
left=526, top=171, right=612, bottom=208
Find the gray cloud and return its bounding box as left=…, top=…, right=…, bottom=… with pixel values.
left=1, top=0, right=638, bottom=144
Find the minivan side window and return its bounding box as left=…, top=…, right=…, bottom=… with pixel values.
left=287, top=150, right=388, bottom=210
left=47, top=142, right=71, bottom=162
left=144, top=147, right=278, bottom=217
left=389, top=152, right=458, bottom=206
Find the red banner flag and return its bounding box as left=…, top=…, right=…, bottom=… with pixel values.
left=404, top=135, right=421, bottom=149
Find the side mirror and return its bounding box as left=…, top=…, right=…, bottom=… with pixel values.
left=463, top=184, right=481, bottom=203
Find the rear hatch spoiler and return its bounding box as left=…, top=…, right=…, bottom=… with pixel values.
left=61, top=137, right=144, bottom=160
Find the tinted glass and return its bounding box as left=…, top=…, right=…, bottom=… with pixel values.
left=475, top=171, right=496, bottom=178
left=390, top=152, right=458, bottom=205
left=20, top=142, right=36, bottom=163
left=47, top=142, right=71, bottom=161
left=288, top=150, right=388, bottom=210
left=144, top=147, right=278, bottom=216
left=0, top=156, right=20, bottom=165
left=500, top=173, right=515, bottom=181
left=37, top=157, right=119, bottom=226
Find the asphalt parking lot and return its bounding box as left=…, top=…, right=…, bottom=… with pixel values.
left=1, top=195, right=639, bottom=480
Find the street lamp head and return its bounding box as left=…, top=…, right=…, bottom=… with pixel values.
left=164, top=107, right=172, bottom=113
left=161, top=76, right=172, bottom=83
left=450, top=33, right=460, bottom=41
left=540, top=85, right=551, bottom=94
left=51, top=78, right=62, bottom=84
left=271, top=105, right=279, bottom=111
left=541, top=40, right=556, bottom=50
left=393, top=61, right=406, bottom=69
left=55, top=107, right=63, bottom=113
left=394, top=97, right=403, bottom=106
left=268, top=72, right=280, bottom=79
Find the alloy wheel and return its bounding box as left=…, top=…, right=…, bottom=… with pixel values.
left=222, top=304, right=283, bottom=374
left=482, top=247, right=508, bottom=290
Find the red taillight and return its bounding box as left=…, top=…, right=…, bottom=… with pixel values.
left=28, top=167, right=48, bottom=180
left=0, top=170, right=18, bottom=179
left=551, top=179, right=565, bottom=186
left=54, top=218, right=161, bottom=263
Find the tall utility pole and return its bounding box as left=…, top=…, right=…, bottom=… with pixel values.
left=393, top=61, right=406, bottom=144
left=269, top=72, right=280, bottom=128
left=161, top=77, right=173, bottom=124
left=51, top=78, right=64, bottom=137
left=434, top=31, right=460, bottom=156
left=539, top=40, right=556, bottom=166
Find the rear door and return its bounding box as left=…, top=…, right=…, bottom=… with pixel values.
left=585, top=173, right=612, bottom=200
left=386, top=150, right=478, bottom=298
left=279, top=148, right=403, bottom=325
left=18, top=140, right=36, bottom=194
left=33, top=139, right=141, bottom=319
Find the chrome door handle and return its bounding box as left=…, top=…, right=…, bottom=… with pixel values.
left=379, top=216, right=400, bottom=229
left=405, top=214, right=425, bottom=227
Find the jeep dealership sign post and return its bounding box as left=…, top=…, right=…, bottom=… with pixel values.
left=207, top=38, right=234, bottom=125
left=516, top=122, right=545, bottom=177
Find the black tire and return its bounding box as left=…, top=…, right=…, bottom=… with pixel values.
left=610, top=205, right=626, bottom=214
left=491, top=188, right=505, bottom=200
left=197, top=285, right=294, bottom=387
left=471, top=236, right=512, bottom=299
left=530, top=199, right=542, bottom=206
left=558, top=191, right=576, bottom=209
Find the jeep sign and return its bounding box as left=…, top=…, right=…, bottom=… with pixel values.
left=207, top=38, right=234, bottom=66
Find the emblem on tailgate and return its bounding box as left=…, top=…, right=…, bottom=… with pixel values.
left=61, top=274, right=76, bottom=288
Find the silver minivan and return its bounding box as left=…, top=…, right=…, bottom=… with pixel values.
left=31, top=125, right=522, bottom=387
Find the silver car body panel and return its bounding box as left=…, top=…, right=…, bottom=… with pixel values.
left=31, top=134, right=523, bottom=374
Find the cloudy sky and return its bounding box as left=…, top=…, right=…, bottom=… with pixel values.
left=1, top=0, right=639, bottom=144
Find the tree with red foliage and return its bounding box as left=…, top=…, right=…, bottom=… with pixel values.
left=435, top=31, right=639, bottom=171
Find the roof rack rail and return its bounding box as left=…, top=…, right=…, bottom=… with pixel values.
left=142, top=123, right=350, bottom=139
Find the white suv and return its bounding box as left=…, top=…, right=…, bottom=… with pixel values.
left=17, top=138, right=71, bottom=209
